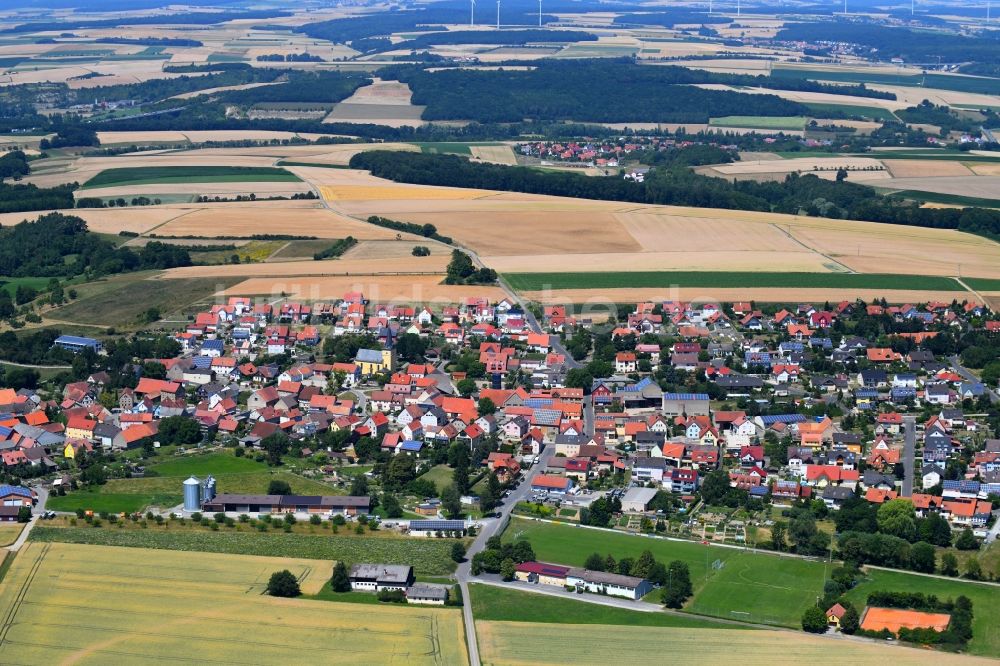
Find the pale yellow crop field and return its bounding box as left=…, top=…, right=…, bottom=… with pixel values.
left=883, top=160, right=974, bottom=178
left=164, top=254, right=450, bottom=278
left=320, top=185, right=491, bottom=201
left=0, top=207, right=185, bottom=235
left=476, top=621, right=992, bottom=666
left=151, top=205, right=403, bottom=240
left=0, top=542, right=467, bottom=666
left=470, top=145, right=518, bottom=165
left=522, top=287, right=971, bottom=306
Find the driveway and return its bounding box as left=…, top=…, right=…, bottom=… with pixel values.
left=6, top=485, right=49, bottom=553
left=456, top=444, right=556, bottom=665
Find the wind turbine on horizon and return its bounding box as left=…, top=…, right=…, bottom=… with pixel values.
left=497, top=0, right=501, bottom=29
left=470, top=0, right=476, bottom=26
left=539, top=0, right=543, bottom=27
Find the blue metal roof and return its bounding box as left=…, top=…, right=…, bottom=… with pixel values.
left=202, top=339, right=224, bottom=349
left=409, top=519, right=465, bottom=531
left=55, top=335, right=98, bottom=346
left=663, top=393, right=709, bottom=401
left=400, top=440, right=423, bottom=451
left=758, top=414, right=806, bottom=425
left=0, top=484, right=32, bottom=499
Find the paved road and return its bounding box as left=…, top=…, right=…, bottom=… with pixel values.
left=986, top=511, right=1000, bottom=545
left=6, top=485, right=48, bottom=553
left=949, top=355, right=999, bottom=404
left=901, top=415, right=916, bottom=497
left=456, top=444, right=556, bottom=665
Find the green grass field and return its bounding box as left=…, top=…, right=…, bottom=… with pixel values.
left=504, top=271, right=961, bottom=292
left=47, top=274, right=242, bottom=328
left=147, top=452, right=266, bottom=476
left=505, top=519, right=826, bottom=627
left=709, top=115, right=807, bottom=130
left=802, top=102, right=898, bottom=122
left=31, top=525, right=460, bottom=574
left=0, top=276, right=51, bottom=299
left=46, top=490, right=182, bottom=513
left=418, top=464, right=457, bottom=493
left=844, top=568, right=1000, bottom=657
left=964, top=277, right=1000, bottom=291
left=82, top=166, right=300, bottom=189
left=469, top=584, right=737, bottom=628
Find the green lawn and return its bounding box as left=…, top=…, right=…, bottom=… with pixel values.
left=0, top=276, right=52, bottom=299
left=506, top=519, right=826, bottom=628
left=709, top=116, right=807, bottom=131
left=469, top=583, right=740, bottom=628
left=802, top=102, right=898, bottom=122
left=418, top=464, right=456, bottom=493
left=504, top=271, right=960, bottom=292
left=148, top=452, right=265, bottom=477
left=102, top=470, right=339, bottom=497
left=46, top=490, right=182, bottom=513
left=82, top=166, right=300, bottom=189
left=843, top=568, right=1000, bottom=658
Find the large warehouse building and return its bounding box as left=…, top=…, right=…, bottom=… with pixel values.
left=201, top=494, right=370, bottom=516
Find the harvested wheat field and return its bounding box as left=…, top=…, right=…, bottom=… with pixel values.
left=882, top=159, right=974, bottom=178
left=968, top=163, right=1000, bottom=176
left=487, top=250, right=831, bottom=274
left=342, top=239, right=451, bottom=260
left=0, top=542, right=467, bottom=665
left=96, top=130, right=335, bottom=145
left=82, top=181, right=308, bottom=198
left=225, top=274, right=506, bottom=303
left=325, top=78, right=426, bottom=127
left=0, top=207, right=186, bottom=234
left=150, top=206, right=402, bottom=240
left=692, top=83, right=908, bottom=110
left=470, top=145, right=518, bottom=165
left=320, top=184, right=491, bottom=201
left=708, top=156, right=886, bottom=176
left=315, top=170, right=1000, bottom=280
left=880, top=175, right=1000, bottom=199
left=475, top=621, right=990, bottom=666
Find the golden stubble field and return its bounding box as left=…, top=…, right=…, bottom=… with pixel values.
left=0, top=542, right=467, bottom=665
left=313, top=168, right=1000, bottom=281
left=475, top=621, right=993, bottom=666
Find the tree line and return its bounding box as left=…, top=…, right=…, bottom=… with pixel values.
left=0, top=212, right=191, bottom=278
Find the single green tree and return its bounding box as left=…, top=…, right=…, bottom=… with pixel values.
left=330, top=561, right=351, bottom=592
left=266, top=570, right=301, bottom=597
left=267, top=479, right=292, bottom=495
left=840, top=603, right=860, bottom=634
left=451, top=542, right=467, bottom=563
left=801, top=605, right=828, bottom=633
left=939, top=551, right=959, bottom=576
left=500, top=558, right=516, bottom=582
left=660, top=560, right=692, bottom=609
left=584, top=552, right=605, bottom=571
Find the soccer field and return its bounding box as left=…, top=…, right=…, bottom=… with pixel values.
left=0, top=542, right=467, bottom=665
left=506, top=519, right=826, bottom=627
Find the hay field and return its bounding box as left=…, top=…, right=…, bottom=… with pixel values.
left=151, top=205, right=403, bottom=240
left=475, top=621, right=991, bottom=666
left=883, top=160, right=974, bottom=177
left=0, top=542, right=467, bottom=665
left=82, top=181, right=308, bottom=198
left=96, top=130, right=335, bottom=145
left=224, top=274, right=506, bottom=303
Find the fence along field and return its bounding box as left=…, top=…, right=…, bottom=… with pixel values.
left=0, top=542, right=467, bottom=665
